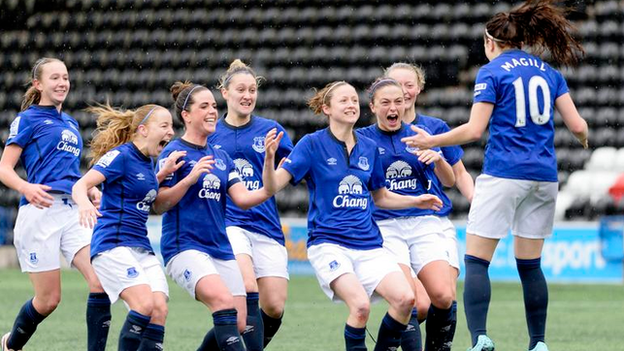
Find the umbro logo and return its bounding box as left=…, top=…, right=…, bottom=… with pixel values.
left=327, top=157, right=337, bottom=166
left=130, top=325, right=142, bottom=334
left=226, top=336, right=240, bottom=345
left=43, top=119, right=54, bottom=125
left=136, top=173, right=145, bottom=181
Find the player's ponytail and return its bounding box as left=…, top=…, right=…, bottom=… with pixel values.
left=171, top=81, right=208, bottom=124
left=218, top=59, right=264, bottom=90
left=21, top=57, right=63, bottom=111
left=87, top=104, right=163, bottom=165
left=307, top=81, right=349, bottom=115
left=485, top=0, right=584, bottom=67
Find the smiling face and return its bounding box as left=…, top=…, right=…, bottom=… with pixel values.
left=322, top=84, right=360, bottom=126
left=139, top=108, right=175, bottom=157
left=370, top=85, right=405, bottom=132
left=183, top=89, right=218, bottom=136
left=221, top=73, right=257, bottom=118
left=34, top=61, right=70, bottom=107
left=386, top=67, right=421, bottom=114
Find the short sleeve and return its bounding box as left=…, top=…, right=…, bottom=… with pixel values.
left=225, top=154, right=242, bottom=189
left=6, top=115, right=34, bottom=148
left=92, top=149, right=124, bottom=182
left=276, top=123, right=295, bottom=160
left=368, top=148, right=386, bottom=191
left=473, top=67, right=497, bottom=104
left=281, top=136, right=312, bottom=185
left=553, top=69, right=569, bottom=99
left=157, top=150, right=179, bottom=188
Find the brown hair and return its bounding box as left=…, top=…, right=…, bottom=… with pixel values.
left=21, top=57, right=64, bottom=111
left=367, top=77, right=403, bottom=103
left=170, top=81, right=209, bottom=124
left=87, top=103, right=164, bottom=165
left=384, top=62, right=426, bottom=90
left=485, top=0, right=584, bottom=66
left=307, top=81, right=350, bottom=115
left=217, top=59, right=264, bottom=89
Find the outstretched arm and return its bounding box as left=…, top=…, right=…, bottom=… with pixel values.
left=402, top=102, right=493, bottom=149
left=372, top=187, right=443, bottom=211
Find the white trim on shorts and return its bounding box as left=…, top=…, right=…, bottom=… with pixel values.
left=166, top=249, right=246, bottom=298
left=467, top=174, right=558, bottom=239
left=13, top=194, right=91, bottom=272
left=92, top=246, right=169, bottom=304
left=226, top=226, right=289, bottom=280
left=306, top=243, right=401, bottom=303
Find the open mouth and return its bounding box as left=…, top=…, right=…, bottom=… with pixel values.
left=387, top=114, right=399, bottom=123
left=158, top=139, right=169, bottom=148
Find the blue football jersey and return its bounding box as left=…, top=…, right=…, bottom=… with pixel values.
left=473, top=49, right=568, bottom=182
left=157, top=139, right=242, bottom=265
left=90, top=143, right=158, bottom=258
left=6, top=105, right=83, bottom=205
left=281, top=128, right=386, bottom=250
left=207, top=115, right=294, bottom=245
left=413, top=114, right=464, bottom=216
left=357, top=123, right=445, bottom=219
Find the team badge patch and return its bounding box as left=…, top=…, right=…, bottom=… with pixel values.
left=96, top=150, right=121, bottom=168
left=405, top=145, right=419, bottom=153
left=252, top=136, right=265, bottom=153
left=358, top=156, right=369, bottom=171
left=127, top=267, right=139, bottom=278
left=329, top=260, right=340, bottom=271
left=215, top=158, right=226, bottom=171
left=183, top=269, right=192, bottom=282
left=8, top=117, right=21, bottom=139
left=29, top=252, right=38, bottom=265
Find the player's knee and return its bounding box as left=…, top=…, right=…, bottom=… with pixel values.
left=262, top=301, right=285, bottom=318
left=36, top=293, right=61, bottom=315
left=209, top=293, right=235, bottom=312
left=390, top=290, right=415, bottom=315
left=415, top=298, right=431, bottom=321
left=133, top=298, right=154, bottom=317
left=151, top=300, right=168, bottom=324
left=350, top=299, right=371, bottom=324
left=429, top=290, right=454, bottom=309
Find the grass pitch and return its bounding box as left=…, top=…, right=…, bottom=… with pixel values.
left=0, top=269, right=622, bottom=350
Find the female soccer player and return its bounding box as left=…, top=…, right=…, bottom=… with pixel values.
left=402, top=1, right=588, bottom=350
left=0, top=58, right=111, bottom=351
left=385, top=63, right=475, bottom=349
left=72, top=103, right=182, bottom=351
left=207, top=59, right=294, bottom=347
left=263, top=81, right=443, bottom=351
left=153, top=81, right=280, bottom=351
left=357, top=77, right=458, bottom=351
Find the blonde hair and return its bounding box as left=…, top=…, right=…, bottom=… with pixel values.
left=217, top=59, right=264, bottom=89
left=21, top=57, right=64, bottom=111
left=87, top=103, right=163, bottom=165
left=170, top=81, right=208, bottom=124
left=307, top=81, right=350, bottom=115
left=384, top=62, right=426, bottom=90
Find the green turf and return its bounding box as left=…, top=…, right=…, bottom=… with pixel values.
left=0, top=269, right=622, bottom=350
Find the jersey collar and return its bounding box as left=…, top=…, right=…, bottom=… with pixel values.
left=220, top=113, right=255, bottom=130
left=327, top=127, right=358, bottom=147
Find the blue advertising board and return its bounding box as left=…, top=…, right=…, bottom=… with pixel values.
left=147, top=217, right=622, bottom=283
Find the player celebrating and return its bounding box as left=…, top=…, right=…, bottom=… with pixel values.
left=0, top=58, right=110, bottom=351
left=73, top=103, right=181, bottom=351
left=385, top=63, right=474, bottom=349
left=401, top=1, right=588, bottom=350
left=208, top=59, right=294, bottom=348
left=357, top=77, right=457, bottom=351
left=154, top=81, right=281, bottom=351
left=263, top=81, right=443, bottom=351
